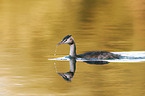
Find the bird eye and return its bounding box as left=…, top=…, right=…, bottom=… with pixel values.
left=64, top=39, right=67, bottom=42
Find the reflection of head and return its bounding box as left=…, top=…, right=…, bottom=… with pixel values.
left=58, top=72, right=74, bottom=81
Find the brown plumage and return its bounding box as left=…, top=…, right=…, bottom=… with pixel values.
left=77, top=51, right=121, bottom=59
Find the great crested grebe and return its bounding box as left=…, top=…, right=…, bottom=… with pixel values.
left=57, top=35, right=121, bottom=59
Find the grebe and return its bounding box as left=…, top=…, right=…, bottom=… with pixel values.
left=57, top=35, right=121, bottom=59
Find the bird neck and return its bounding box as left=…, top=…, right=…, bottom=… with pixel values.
left=69, top=42, right=76, bottom=57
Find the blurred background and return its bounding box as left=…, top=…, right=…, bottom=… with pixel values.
left=0, top=0, right=145, bottom=96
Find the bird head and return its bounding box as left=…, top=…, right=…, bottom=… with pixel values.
left=57, top=35, right=74, bottom=45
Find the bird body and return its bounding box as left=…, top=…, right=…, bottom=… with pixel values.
left=77, top=51, right=120, bottom=59
left=57, top=35, right=121, bottom=59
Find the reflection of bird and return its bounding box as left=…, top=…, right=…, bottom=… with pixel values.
left=57, top=35, right=121, bottom=59
left=58, top=58, right=76, bottom=81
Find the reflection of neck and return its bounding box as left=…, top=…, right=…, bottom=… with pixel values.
left=69, top=58, right=76, bottom=73
left=69, top=42, right=76, bottom=57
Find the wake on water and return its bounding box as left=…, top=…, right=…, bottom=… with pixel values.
left=48, top=51, right=145, bottom=62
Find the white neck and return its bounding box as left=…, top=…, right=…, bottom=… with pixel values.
left=69, top=43, right=76, bottom=57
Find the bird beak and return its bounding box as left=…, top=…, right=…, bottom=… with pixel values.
left=57, top=73, right=72, bottom=81
left=57, top=41, right=64, bottom=45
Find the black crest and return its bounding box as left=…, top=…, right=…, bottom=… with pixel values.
left=62, top=35, right=72, bottom=41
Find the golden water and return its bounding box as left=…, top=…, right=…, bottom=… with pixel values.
left=0, top=0, right=145, bottom=96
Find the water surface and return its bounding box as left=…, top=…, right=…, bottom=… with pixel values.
left=0, top=0, right=145, bottom=96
